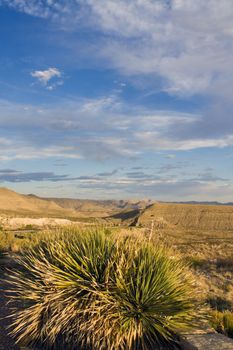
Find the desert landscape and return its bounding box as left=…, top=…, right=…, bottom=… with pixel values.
left=0, top=187, right=233, bottom=349
left=2, top=1, right=233, bottom=349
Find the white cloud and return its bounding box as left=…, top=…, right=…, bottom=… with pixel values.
left=1, top=0, right=55, bottom=18
left=31, top=67, right=62, bottom=88
left=2, top=1, right=233, bottom=200
left=1, top=96, right=233, bottom=163
left=55, top=175, right=233, bottom=202
left=33, top=177, right=233, bottom=201
left=0, top=137, right=12, bottom=145
left=0, top=145, right=82, bottom=161
left=85, top=0, right=233, bottom=97
left=134, top=132, right=233, bottom=151
left=4, top=0, right=233, bottom=98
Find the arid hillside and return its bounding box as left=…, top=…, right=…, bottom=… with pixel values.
left=0, top=188, right=75, bottom=217
left=135, top=202, right=233, bottom=231
left=42, top=197, right=154, bottom=218
left=2, top=187, right=233, bottom=232
left=0, top=188, right=154, bottom=220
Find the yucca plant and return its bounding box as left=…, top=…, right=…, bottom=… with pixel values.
left=7, top=228, right=201, bottom=349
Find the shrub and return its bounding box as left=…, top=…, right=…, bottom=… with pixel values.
left=7, top=228, right=201, bottom=350
left=223, top=312, right=233, bottom=338
left=209, top=310, right=233, bottom=338
left=207, top=297, right=232, bottom=312
left=184, top=256, right=206, bottom=269
left=216, top=257, right=233, bottom=271
left=0, top=249, right=5, bottom=260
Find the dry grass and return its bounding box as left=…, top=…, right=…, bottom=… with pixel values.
left=209, top=310, right=233, bottom=338
left=0, top=230, right=47, bottom=252
left=130, top=202, right=233, bottom=313
left=129, top=223, right=233, bottom=318
left=137, top=202, right=233, bottom=231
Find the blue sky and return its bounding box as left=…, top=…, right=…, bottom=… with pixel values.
left=0, top=0, right=233, bottom=200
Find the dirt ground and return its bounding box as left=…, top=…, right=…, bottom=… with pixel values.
left=0, top=274, right=20, bottom=350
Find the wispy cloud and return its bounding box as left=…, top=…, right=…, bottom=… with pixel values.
left=82, top=0, right=233, bottom=98
left=1, top=1, right=233, bottom=201
left=11, top=166, right=230, bottom=202
left=1, top=96, right=233, bottom=162
left=0, top=144, right=82, bottom=161
left=97, top=169, right=118, bottom=177
left=0, top=0, right=56, bottom=18
left=0, top=169, right=73, bottom=182
left=125, top=171, right=156, bottom=180
left=66, top=174, right=233, bottom=201
left=3, top=1, right=233, bottom=97
left=3, top=1, right=233, bottom=129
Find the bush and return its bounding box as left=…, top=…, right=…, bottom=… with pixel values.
left=209, top=310, right=233, bottom=338
left=207, top=297, right=232, bottom=312
left=7, top=228, right=201, bottom=350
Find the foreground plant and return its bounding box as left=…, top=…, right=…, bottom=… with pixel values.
left=7, top=228, right=202, bottom=349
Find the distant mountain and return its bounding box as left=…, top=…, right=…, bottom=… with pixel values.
left=0, top=188, right=154, bottom=219
left=42, top=197, right=154, bottom=218
left=1, top=187, right=233, bottom=226
left=172, top=201, right=233, bottom=206
left=0, top=187, right=75, bottom=216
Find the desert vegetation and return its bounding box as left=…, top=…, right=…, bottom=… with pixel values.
left=0, top=229, right=47, bottom=253
left=6, top=228, right=202, bottom=350
left=209, top=310, right=233, bottom=338
left=1, top=192, right=233, bottom=347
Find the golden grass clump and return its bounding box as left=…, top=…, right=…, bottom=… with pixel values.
left=209, top=310, right=233, bottom=338
left=7, top=228, right=201, bottom=350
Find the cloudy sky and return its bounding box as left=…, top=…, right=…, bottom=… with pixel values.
left=0, top=0, right=233, bottom=200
